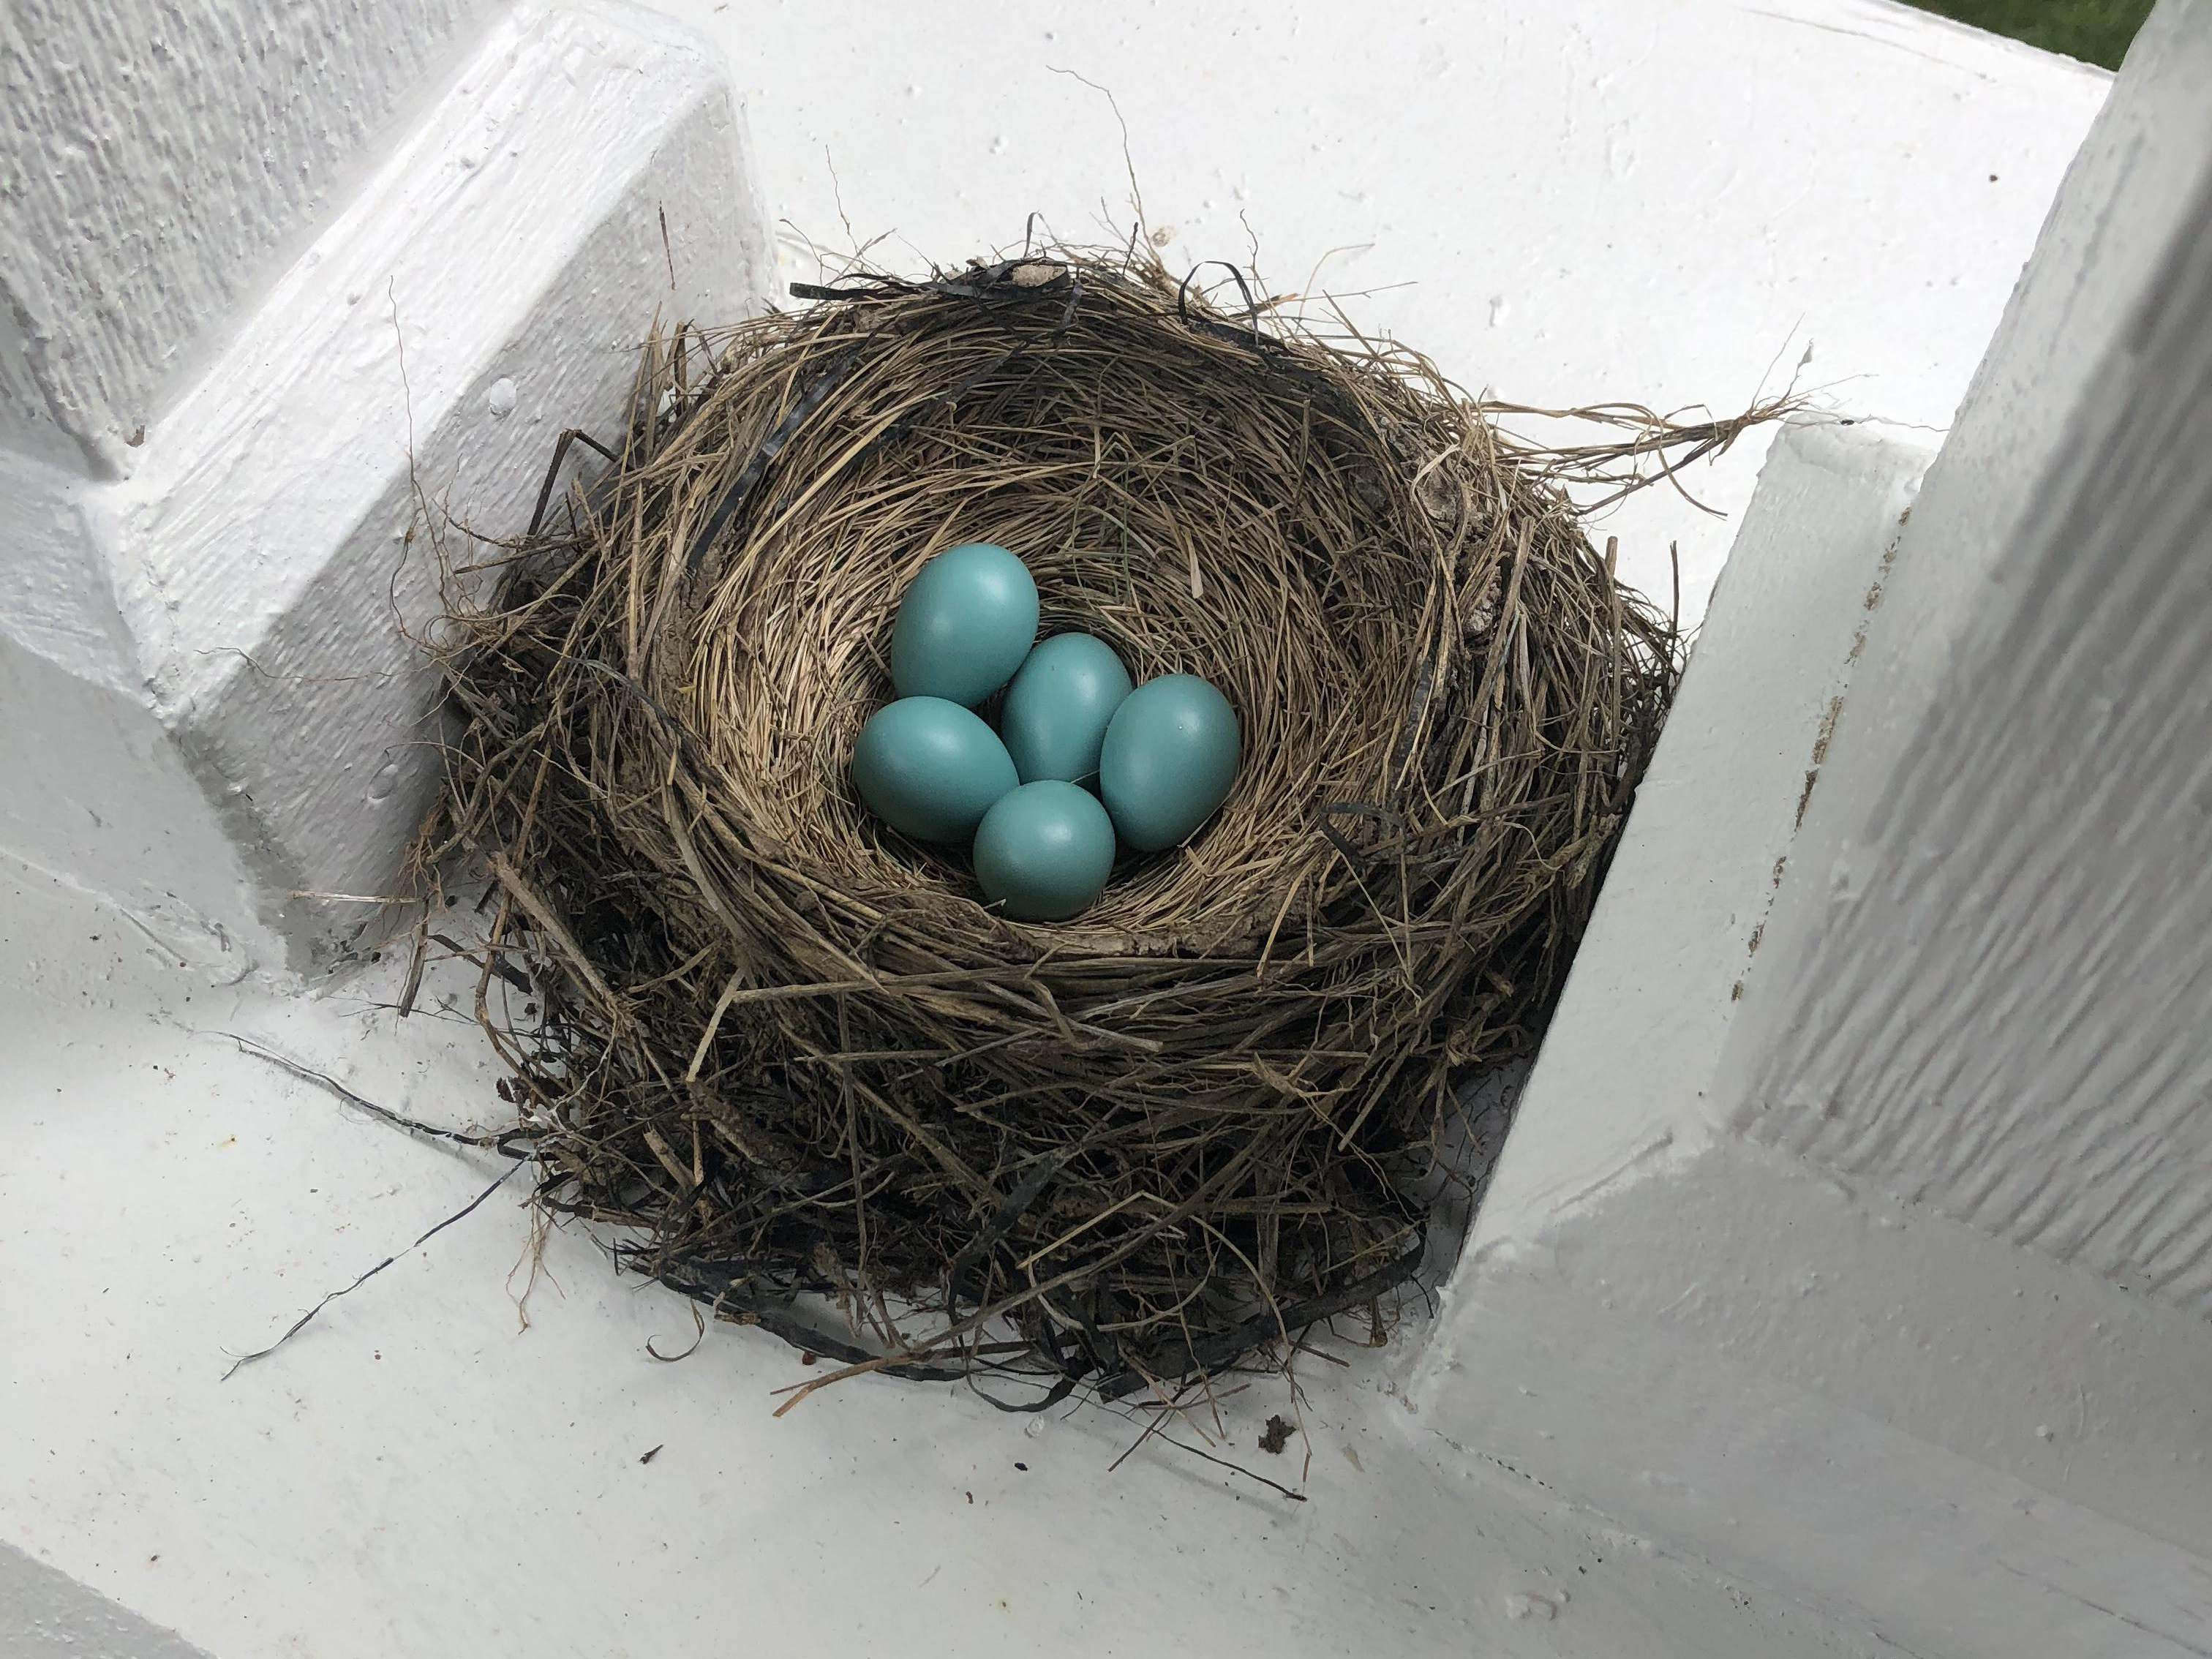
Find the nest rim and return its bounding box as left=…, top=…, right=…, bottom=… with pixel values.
left=414, top=244, right=1743, bottom=1402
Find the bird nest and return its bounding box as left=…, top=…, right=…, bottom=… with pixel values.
left=415, top=247, right=1767, bottom=1405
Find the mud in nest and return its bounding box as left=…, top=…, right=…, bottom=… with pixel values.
left=416, top=249, right=1764, bottom=1404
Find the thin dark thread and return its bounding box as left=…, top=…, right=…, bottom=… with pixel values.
left=220, top=1164, right=523, bottom=1380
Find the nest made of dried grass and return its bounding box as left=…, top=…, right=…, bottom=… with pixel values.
left=415, top=247, right=1767, bottom=1404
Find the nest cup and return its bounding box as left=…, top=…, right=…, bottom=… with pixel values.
left=423, top=251, right=1688, bottom=1399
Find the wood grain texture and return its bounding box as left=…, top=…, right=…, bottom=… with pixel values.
left=1731, top=138, right=2212, bottom=1312
left=0, top=0, right=500, bottom=468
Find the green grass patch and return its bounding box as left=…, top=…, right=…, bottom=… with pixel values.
left=1906, top=0, right=2152, bottom=68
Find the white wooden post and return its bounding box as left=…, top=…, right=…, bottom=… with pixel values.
left=0, top=0, right=772, bottom=973
left=1410, top=5, right=2212, bottom=1654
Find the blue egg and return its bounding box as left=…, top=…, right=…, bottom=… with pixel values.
left=973, top=781, right=1118, bottom=922
left=1098, top=675, right=1242, bottom=852
left=888, top=542, right=1039, bottom=707
left=851, top=697, right=1018, bottom=842
left=1000, top=633, right=1134, bottom=784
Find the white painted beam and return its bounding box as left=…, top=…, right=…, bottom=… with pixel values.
left=1415, top=4, right=2212, bottom=1652
left=0, top=1, right=774, bottom=971
left=0, top=0, right=505, bottom=474
left=1718, top=0, right=2212, bottom=1323
left=1462, top=419, right=1930, bottom=1249
left=115, top=0, right=772, bottom=968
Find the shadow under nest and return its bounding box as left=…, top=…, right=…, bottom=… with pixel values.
left=414, top=247, right=1757, bottom=1407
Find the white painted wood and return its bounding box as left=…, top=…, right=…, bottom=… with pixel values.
left=1718, top=0, right=2212, bottom=1320
left=0, top=858, right=1884, bottom=1659
left=111, top=1, right=773, bottom=967
left=1464, top=419, right=1930, bottom=1249
left=691, top=0, right=2109, bottom=621
left=1415, top=426, right=2212, bottom=1659
left=0, top=622, right=271, bottom=974
left=0, top=0, right=2107, bottom=970
left=0, top=0, right=504, bottom=473
left=1, top=447, right=137, bottom=695
left=1, top=1542, right=211, bottom=1659
left=1423, top=1142, right=2212, bottom=1657
left=1417, top=5, right=2212, bottom=1653
left=0, top=0, right=2170, bottom=1654
left=0, top=1, right=775, bottom=971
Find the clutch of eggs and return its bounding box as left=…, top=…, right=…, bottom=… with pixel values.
left=851, top=541, right=1242, bottom=922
